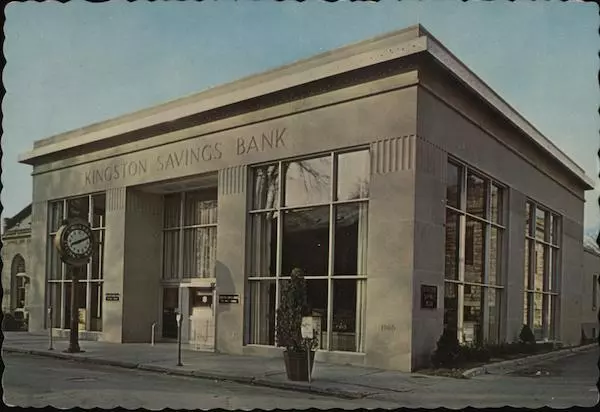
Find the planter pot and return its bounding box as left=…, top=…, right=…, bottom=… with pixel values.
left=283, top=350, right=315, bottom=382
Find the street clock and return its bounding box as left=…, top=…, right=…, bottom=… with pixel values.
left=54, top=218, right=94, bottom=266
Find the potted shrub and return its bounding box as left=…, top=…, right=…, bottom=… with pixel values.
left=275, top=268, right=318, bottom=381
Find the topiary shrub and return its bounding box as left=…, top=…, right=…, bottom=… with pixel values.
left=519, top=324, right=536, bottom=345
left=431, top=329, right=461, bottom=368
left=275, top=268, right=318, bottom=353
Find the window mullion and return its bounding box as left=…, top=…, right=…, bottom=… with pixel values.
left=274, top=161, right=284, bottom=340
left=326, top=152, right=336, bottom=351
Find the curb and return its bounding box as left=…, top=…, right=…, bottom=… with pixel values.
left=3, top=345, right=363, bottom=400
left=462, top=343, right=597, bottom=378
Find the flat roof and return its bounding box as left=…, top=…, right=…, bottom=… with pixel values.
left=18, top=24, right=594, bottom=190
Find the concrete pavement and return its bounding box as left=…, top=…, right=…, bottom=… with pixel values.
left=2, top=331, right=598, bottom=406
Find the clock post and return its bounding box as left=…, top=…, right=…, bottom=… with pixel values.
left=54, top=218, right=95, bottom=354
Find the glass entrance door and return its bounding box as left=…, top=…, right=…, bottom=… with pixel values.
left=162, top=287, right=179, bottom=339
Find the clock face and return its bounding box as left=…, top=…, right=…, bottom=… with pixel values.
left=66, top=228, right=92, bottom=257
left=57, top=220, right=94, bottom=264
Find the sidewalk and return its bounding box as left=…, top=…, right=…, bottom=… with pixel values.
left=2, top=331, right=596, bottom=402
left=1, top=332, right=444, bottom=400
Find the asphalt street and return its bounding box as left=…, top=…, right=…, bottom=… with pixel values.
left=2, top=352, right=395, bottom=409
left=2, top=349, right=598, bottom=409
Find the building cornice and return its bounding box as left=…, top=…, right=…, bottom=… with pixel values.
left=18, top=24, right=594, bottom=190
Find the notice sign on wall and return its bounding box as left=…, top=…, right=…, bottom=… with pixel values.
left=420, top=285, right=438, bottom=309
left=105, top=293, right=120, bottom=302
left=218, top=294, right=240, bottom=304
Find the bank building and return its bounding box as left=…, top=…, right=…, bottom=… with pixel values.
left=3, top=25, right=597, bottom=372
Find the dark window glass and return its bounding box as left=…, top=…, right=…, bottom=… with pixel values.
left=49, top=283, right=62, bottom=328
left=534, top=242, right=545, bottom=292
left=464, top=218, right=485, bottom=284
left=281, top=206, right=330, bottom=276
left=444, top=282, right=459, bottom=338
left=248, top=280, right=276, bottom=345
left=525, top=202, right=532, bottom=236
left=489, top=227, right=502, bottom=285
left=337, top=150, right=370, bottom=201
left=253, top=165, right=279, bottom=210
left=249, top=212, right=278, bottom=277
left=535, top=207, right=546, bottom=241
left=466, top=172, right=487, bottom=218
left=284, top=157, right=331, bottom=207
left=67, top=197, right=89, bottom=221
left=444, top=210, right=460, bottom=280
left=91, top=231, right=104, bottom=280
left=90, top=283, right=102, bottom=332
left=164, top=194, right=181, bottom=229
left=306, top=279, right=329, bottom=350
left=463, top=285, right=484, bottom=344
left=332, top=279, right=363, bottom=352
left=50, top=201, right=64, bottom=233
left=446, top=162, right=461, bottom=209
left=162, top=230, right=180, bottom=279
left=92, top=194, right=106, bottom=228
left=491, top=184, right=503, bottom=224
left=334, top=203, right=368, bottom=275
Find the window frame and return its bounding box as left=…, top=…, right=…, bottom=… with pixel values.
left=246, top=147, right=370, bottom=353
left=443, top=158, right=507, bottom=345
left=46, top=192, right=106, bottom=331
left=523, top=199, right=561, bottom=341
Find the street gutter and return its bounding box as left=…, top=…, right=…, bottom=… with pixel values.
left=461, top=343, right=597, bottom=378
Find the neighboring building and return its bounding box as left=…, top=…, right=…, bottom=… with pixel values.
left=16, top=25, right=595, bottom=371
left=582, top=243, right=600, bottom=341
left=1, top=204, right=32, bottom=320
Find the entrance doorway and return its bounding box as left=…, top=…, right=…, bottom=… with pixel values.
left=162, top=287, right=179, bottom=339
left=188, top=287, right=215, bottom=351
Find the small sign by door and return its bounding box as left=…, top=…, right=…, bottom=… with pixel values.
left=105, top=293, right=120, bottom=302
left=218, top=294, right=240, bottom=304
left=420, top=285, right=438, bottom=309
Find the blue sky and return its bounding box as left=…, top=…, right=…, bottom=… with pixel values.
left=3, top=0, right=599, bottom=234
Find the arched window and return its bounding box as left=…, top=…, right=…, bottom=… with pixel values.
left=11, top=254, right=26, bottom=309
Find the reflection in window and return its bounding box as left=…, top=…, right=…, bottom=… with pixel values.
left=337, top=150, right=370, bottom=201
left=332, top=279, right=366, bottom=352
left=463, top=285, right=483, bottom=344
left=67, top=197, right=89, bottom=220
left=282, top=207, right=330, bottom=276
left=248, top=149, right=369, bottom=353
left=443, top=159, right=504, bottom=345
left=446, top=162, right=461, bottom=209
left=47, top=194, right=106, bottom=332
left=489, top=227, right=502, bottom=286
left=253, top=165, right=279, bottom=210
left=284, top=157, right=331, bottom=207
left=249, top=212, right=278, bottom=277
left=466, top=172, right=486, bottom=218
left=444, top=210, right=460, bottom=281
left=524, top=200, right=560, bottom=341
left=444, top=283, right=459, bottom=339
left=464, top=218, right=485, bottom=284
left=535, top=207, right=546, bottom=241
left=248, top=280, right=276, bottom=345
left=491, top=184, right=502, bottom=225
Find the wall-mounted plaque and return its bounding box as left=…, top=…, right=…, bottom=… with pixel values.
left=105, top=293, right=120, bottom=302
left=218, top=294, right=240, bottom=304
left=420, top=285, right=437, bottom=309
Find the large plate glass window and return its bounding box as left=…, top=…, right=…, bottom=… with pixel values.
left=443, top=160, right=505, bottom=345
left=523, top=200, right=560, bottom=341
left=46, top=193, right=106, bottom=332
left=247, top=148, right=369, bottom=353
